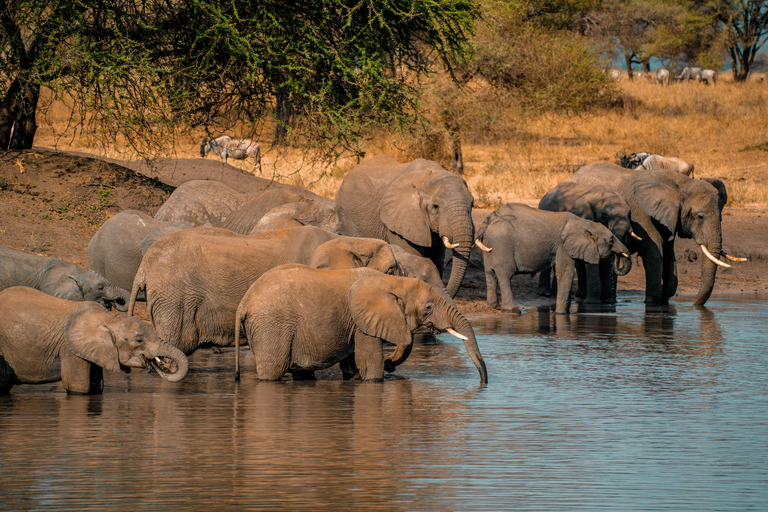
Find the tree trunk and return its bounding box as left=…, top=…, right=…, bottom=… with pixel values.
left=641, top=57, right=651, bottom=73
left=624, top=50, right=634, bottom=79
left=273, top=86, right=292, bottom=145
left=8, top=83, right=40, bottom=150
left=0, top=78, right=22, bottom=150
left=445, top=122, right=463, bottom=175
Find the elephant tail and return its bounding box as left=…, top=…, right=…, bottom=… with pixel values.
left=127, top=266, right=146, bottom=317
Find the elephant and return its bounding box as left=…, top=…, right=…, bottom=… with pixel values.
left=389, top=244, right=453, bottom=304
left=0, top=246, right=130, bottom=311
left=655, top=68, right=670, bottom=86
left=128, top=226, right=400, bottom=355
left=474, top=203, right=630, bottom=314
left=0, top=286, right=188, bottom=394
left=537, top=182, right=635, bottom=302
left=88, top=210, right=194, bottom=296
left=570, top=162, right=745, bottom=305
left=154, top=179, right=295, bottom=226
left=335, top=155, right=475, bottom=298
left=222, top=188, right=362, bottom=236
left=234, top=265, right=488, bottom=383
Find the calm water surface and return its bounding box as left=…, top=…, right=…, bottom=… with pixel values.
left=2, top=294, right=767, bottom=511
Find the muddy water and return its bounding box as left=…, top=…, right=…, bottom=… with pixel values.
left=1, top=294, right=767, bottom=511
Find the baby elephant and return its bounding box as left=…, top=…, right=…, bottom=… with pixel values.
left=0, top=287, right=189, bottom=394
left=475, top=203, right=630, bottom=314
left=234, top=265, right=488, bottom=383
left=1, top=246, right=130, bottom=311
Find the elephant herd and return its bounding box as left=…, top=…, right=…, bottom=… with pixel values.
left=0, top=152, right=745, bottom=394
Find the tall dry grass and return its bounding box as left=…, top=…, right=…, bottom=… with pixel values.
left=32, top=75, right=768, bottom=208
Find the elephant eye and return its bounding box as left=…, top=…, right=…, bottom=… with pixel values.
left=98, top=284, right=104, bottom=291
left=432, top=204, right=439, bottom=210
left=135, top=337, right=143, bottom=344
left=424, top=303, right=433, bottom=314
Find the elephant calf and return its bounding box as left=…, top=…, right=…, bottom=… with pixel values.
left=0, top=287, right=188, bottom=394
left=234, top=265, right=488, bottom=383
left=0, top=246, right=130, bottom=311
left=475, top=203, right=630, bottom=314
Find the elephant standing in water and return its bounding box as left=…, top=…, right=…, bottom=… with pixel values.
left=474, top=203, right=631, bottom=314
left=88, top=210, right=194, bottom=295
left=0, top=246, right=130, bottom=311
left=538, top=182, right=635, bottom=303
left=129, top=226, right=400, bottom=355
left=0, top=287, right=188, bottom=394
left=571, top=163, right=745, bottom=305
left=335, top=155, right=475, bottom=297
left=234, top=265, right=487, bottom=383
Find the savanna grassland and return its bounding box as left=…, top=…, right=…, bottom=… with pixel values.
left=32, top=75, right=768, bottom=209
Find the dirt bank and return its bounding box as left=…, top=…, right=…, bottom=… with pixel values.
left=1, top=148, right=765, bottom=321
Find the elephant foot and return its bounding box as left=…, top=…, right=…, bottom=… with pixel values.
left=535, top=287, right=552, bottom=297
left=384, top=360, right=397, bottom=373
left=210, top=346, right=222, bottom=355
left=583, top=296, right=601, bottom=305
left=500, top=305, right=522, bottom=315
left=290, top=370, right=316, bottom=381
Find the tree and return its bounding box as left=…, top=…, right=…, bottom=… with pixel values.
left=0, top=0, right=481, bottom=160
left=716, top=0, right=768, bottom=81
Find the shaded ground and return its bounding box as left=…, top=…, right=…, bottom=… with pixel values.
left=1, top=148, right=766, bottom=321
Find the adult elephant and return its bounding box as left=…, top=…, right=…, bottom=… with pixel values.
left=0, top=287, right=188, bottom=394
left=88, top=210, right=194, bottom=295
left=571, top=162, right=743, bottom=305
left=335, top=155, right=475, bottom=297
left=234, top=265, right=487, bottom=383
left=1, top=246, right=130, bottom=311
left=537, top=182, right=636, bottom=302
left=128, top=226, right=400, bottom=355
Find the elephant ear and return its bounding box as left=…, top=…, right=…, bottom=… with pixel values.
left=66, top=310, right=121, bottom=372
left=348, top=275, right=412, bottom=347
left=561, top=219, right=601, bottom=264
left=700, top=178, right=728, bottom=214
left=380, top=172, right=432, bottom=246
left=631, top=173, right=682, bottom=233
left=569, top=197, right=596, bottom=221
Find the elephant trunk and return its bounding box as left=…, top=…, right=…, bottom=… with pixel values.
left=446, top=305, right=488, bottom=384
left=150, top=343, right=189, bottom=382
left=694, top=237, right=722, bottom=306
left=443, top=205, right=474, bottom=298
left=613, top=251, right=632, bottom=276
left=106, top=284, right=130, bottom=312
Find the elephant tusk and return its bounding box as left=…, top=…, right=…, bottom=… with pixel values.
left=445, top=328, right=468, bottom=341
left=475, top=239, right=492, bottom=252
left=630, top=232, right=643, bottom=241
left=155, top=356, right=163, bottom=364
left=700, top=245, right=731, bottom=268
left=442, top=236, right=459, bottom=249
left=723, top=253, right=747, bottom=262
left=621, top=252, right=629, bottom=258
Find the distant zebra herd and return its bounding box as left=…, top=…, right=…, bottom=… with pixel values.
left=606, top=66, right=718, bottom=86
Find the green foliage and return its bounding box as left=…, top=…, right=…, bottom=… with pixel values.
left=0, top=178, right=7, bottom=190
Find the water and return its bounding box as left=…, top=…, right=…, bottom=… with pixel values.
left=2, top=294, right=767, bottom=511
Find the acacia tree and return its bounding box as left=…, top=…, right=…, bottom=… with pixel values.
left=716, top=0, right=768, bottom=81
left=0, top=0, right=480, bottom=159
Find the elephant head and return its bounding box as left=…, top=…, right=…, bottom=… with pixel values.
left=632, top=171, right=744, bottom=305
left=563, top=217, right=631, bottom=272
left=389, top=244, right=454, bottom=305
left=66, top=309, right=189, bottom=382
left=310, top=237, right=399, bottom=275
left=41, top=263, right=131, bottom=312
left=348, top=274, right=488, bottom=383
left=379, top=162, right=475, bottom=297
left=252, top=200, right=363, bottom=237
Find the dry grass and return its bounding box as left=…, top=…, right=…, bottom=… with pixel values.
left=32, top=75, right=768, bottom=208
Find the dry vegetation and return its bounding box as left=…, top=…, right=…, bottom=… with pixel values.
left=33, top=75, right=768, bottom=208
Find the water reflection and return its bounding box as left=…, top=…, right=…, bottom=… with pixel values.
left=1, top=295, right=766, bottom=511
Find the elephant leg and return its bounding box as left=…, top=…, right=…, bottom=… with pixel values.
left=579, top=261, right=595, bottom=302
left=661, top=241, right=678, bottom=303
left=642, top=247, right=664, bottom=304
left=536, top=268, right=552, bottom=297
left=290, top=369, right=316, bottom=381
left=353, top=332, right=385, bottom=382
left=0, top=356, right=18, bottom=394
left=252, top=334, right=293, bottom=381
left=339, top=354, right=360, bottom=380
left=599, top=260, right=617, bottom=304
left=60, top=350, right=104, bottom=394
left=484, top=254, right=500, bottom=308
